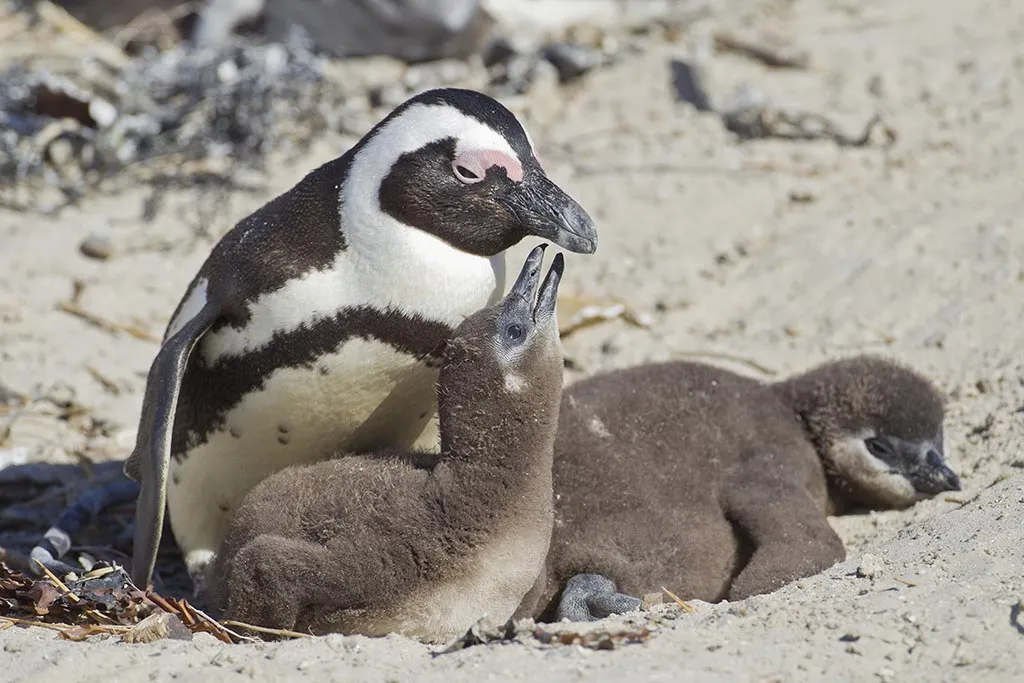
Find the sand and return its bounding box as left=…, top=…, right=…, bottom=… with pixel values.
left=1, top=0, right=1022, bottom=680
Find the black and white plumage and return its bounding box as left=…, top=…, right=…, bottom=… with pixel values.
left=36, top=88, right=596, bottom=592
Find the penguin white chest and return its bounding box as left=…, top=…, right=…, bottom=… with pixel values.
left=166, top=239, right=506, bottom=566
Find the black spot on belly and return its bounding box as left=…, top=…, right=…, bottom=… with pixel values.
left=172, top=473, right=180, bottom=486
left=229, top=427, right=241, bottom=439
left=171, top=307, right=455, bottom=458
left=218, top=503, right=229, bottom=512
left=419, top=412, right=427, bottom=419
left=277, top=424, right=290, bottom=434
left=278, top=435, right=290, bottom=445
left=319, top=366, right=330, bottom=375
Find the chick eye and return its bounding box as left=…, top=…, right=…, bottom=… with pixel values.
left=454, top=164, right=482, bottom=183
left=864, top=437, right=891, bottom=459
left=506, top=323, right=524, bottom=342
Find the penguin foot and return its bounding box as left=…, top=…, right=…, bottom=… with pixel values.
left=556, top=573, right=642, bottom=622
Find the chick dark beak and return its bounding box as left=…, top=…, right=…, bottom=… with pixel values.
left=927, top=448, right=962, bottom=492
left=504, top=172, right=598, bottom=254
left=501, top=246, right=565, bottom=329
left=911, top=448, right=962, bottom=495
left=534, top=252, right=564, bottom=323
left=506, top=244, right=546, bottom=307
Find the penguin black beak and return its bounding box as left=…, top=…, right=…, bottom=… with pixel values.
left=908, top=445, right=962, bottom=495
left=502, top=245, right=563, bottom=327
left=534, top=252, right=564, bottom=324
left=503, top=172, right=598, bottom=254
left=506, top=244, right=546, bottom=304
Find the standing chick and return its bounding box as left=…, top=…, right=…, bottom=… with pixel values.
left=528, top=356, right=960, bottom=622
left=211, top=246, right=566, bottom=642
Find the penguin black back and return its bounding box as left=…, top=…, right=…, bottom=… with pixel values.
left=529, top=355, right=958, bottom=622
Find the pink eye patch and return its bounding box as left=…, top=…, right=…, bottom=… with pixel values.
left=452, top=149, right=523, bottom=184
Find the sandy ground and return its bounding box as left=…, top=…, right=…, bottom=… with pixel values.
left=2, top=0, right=1023, bottom=680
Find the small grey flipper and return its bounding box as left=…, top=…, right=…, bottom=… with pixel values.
left=127, top=300, right=220, bottom=588
left=556, top=573, right=642, bottom=622
left=722, top=462, right=846, bottom=601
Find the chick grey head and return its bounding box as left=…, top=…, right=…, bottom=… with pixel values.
left=441, top=244, right=563, bottom=386
left=437, top=244, right=565, bottom=454
left=776, top=355, right=960, bottom=510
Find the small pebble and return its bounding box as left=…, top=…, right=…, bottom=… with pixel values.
left=217, top=59, right=240, bottom=84
left=640, top=592, right=665, bottom=610
left=543, top=43, right=604, bottom=82
left=47, top=138, right=76, bottom=168
left=856, top=552, right=883, bottom=579
left=88, top=97, right=117, bottom=128
left=80, top=235, right=114, bottom=260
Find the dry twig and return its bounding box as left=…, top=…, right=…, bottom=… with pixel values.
left=713, top=30, right=810, bottom=69
left=34, top=559, right=115, bottom=624
left=661, top=586, right=697, bottom=613
left=221, top=619, right=311, bottom=639
left=86, top=366, right=121, bottom=395
left=56, top=301, right=160, bottom=342
left=724, top=108, right=895, bottom=148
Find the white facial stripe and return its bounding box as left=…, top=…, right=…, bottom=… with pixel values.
left=832, top=434, right=917, bottom=506
left=348, top=103, right=519, bottom=213
left=166, top=277, right=209, bottom=340
left=834, top=430, right=892, bottom=474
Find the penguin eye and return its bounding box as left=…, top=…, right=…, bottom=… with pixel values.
left=505, top=323, right=524, bottom=342
left=453, top=164, right=482, bottom=184
left=864, top=437, right=892, bottom=459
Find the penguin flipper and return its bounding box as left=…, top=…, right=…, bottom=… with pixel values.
left=722, top=463, right=846, bottom=601
left=126, top=300, right=220, bottom=589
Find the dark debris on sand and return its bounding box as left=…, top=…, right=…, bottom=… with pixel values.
left=0, top=38, right=333, bottom=214
left=0, top=561, right=259, bottom=643
left=438, top=615, right=656, bottom=654
left=0, top=1, right=337, bottom=214
left=0, top=458, right=194, bottom=598
left=0, top=1, right=641, bottom=217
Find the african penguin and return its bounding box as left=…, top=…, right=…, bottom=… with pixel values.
left=523, top=355, right=959, bottom=623
left=109, top=87, right=596, bottom=593
left=209, top=246, right=565, bottom=642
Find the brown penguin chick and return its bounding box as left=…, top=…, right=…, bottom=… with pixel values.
left=527, top=355, right=960, bottom=623
left=208, top=246, right=565, bottom=642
